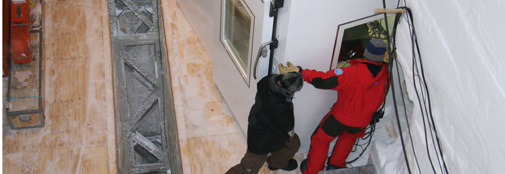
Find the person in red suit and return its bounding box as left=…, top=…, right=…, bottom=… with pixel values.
left=279, top=38, right=390, bottom=174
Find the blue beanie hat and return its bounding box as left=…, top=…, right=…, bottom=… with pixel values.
left=363, top=38, right=387, bottom=62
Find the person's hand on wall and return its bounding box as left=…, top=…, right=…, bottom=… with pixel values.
left=278, top=61, right=301, bottom=74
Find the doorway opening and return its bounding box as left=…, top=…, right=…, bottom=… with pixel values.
left=330, top=13, right=414, bottom=168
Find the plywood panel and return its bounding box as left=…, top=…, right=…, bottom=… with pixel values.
left=3, top=0, right=116, bottom=173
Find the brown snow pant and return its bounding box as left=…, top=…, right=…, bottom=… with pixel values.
left=225, top=134, right=300, bottom=174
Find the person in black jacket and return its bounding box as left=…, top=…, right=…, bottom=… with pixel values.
left=226, top=72, right=304, bottom=174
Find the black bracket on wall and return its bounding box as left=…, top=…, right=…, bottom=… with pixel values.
left=267, top=0, right=283, bottom=75
left=269, top=0, right=284, bottom=17
left=270, top=38, right=278, bottom=50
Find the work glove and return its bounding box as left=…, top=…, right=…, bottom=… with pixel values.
left=278, top=61, right=301, bottom=74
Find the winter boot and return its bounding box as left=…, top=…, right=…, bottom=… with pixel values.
left=300, top=159, right=308, bottom=174
left=326, top=160, right=344, bottom=170
left=268, top=159, right=298, bottom=171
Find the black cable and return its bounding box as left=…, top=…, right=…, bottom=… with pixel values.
left=388, top=6, right=423, bottom=174
left=407, top=12, right=446, bottom=174
left=404, top=10, right=437, bottom=173
left=394, top=52, right=422, bottom=174
left=394, top=6, right=431, bottom=174
left=379, top=1, right=414, bottom=173
left=390, top=61, right=413, bottom=174
left=395, top=11, right=423, bottom=174
left=387, top=36, right=413, bottom=174
left=406, top=8, right=449, bottom=173
left=386, top=4, right=450, bottom=174
left=403, top=7, right=449, bottom=174
left=391, top=12, right=422, bottom=172
left=381, top=0, right=392, bottom=111
left=387, top=17, right=413, bottom=174
left=346, top=124, right=375, bottom=164
left=394, top=11, right=422, bottom=174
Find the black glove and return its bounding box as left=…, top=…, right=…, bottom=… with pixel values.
left=370, top=110, right=384, bottom=124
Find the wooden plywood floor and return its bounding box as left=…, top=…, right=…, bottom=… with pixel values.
left=3, top=0, right=303, bottom=173
left=3, top=0, right=116, bottom=173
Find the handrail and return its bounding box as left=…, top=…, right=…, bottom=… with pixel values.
left=253, top=41, right=273, bottom=79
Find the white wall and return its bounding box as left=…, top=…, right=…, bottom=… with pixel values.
left=176, top=0, right=215, bottom=57
left=391, top=0, right=505, bottom=173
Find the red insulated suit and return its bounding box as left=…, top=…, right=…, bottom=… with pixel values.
left=301, top=59, right=389, bottom=174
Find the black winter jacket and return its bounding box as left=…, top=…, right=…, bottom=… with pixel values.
left=247, top=74, right=295, bottom=154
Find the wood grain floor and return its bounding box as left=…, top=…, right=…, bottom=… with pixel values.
left=3, top=0, right=303, bottom=173
left=3, top=0, right=116, bottom=173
